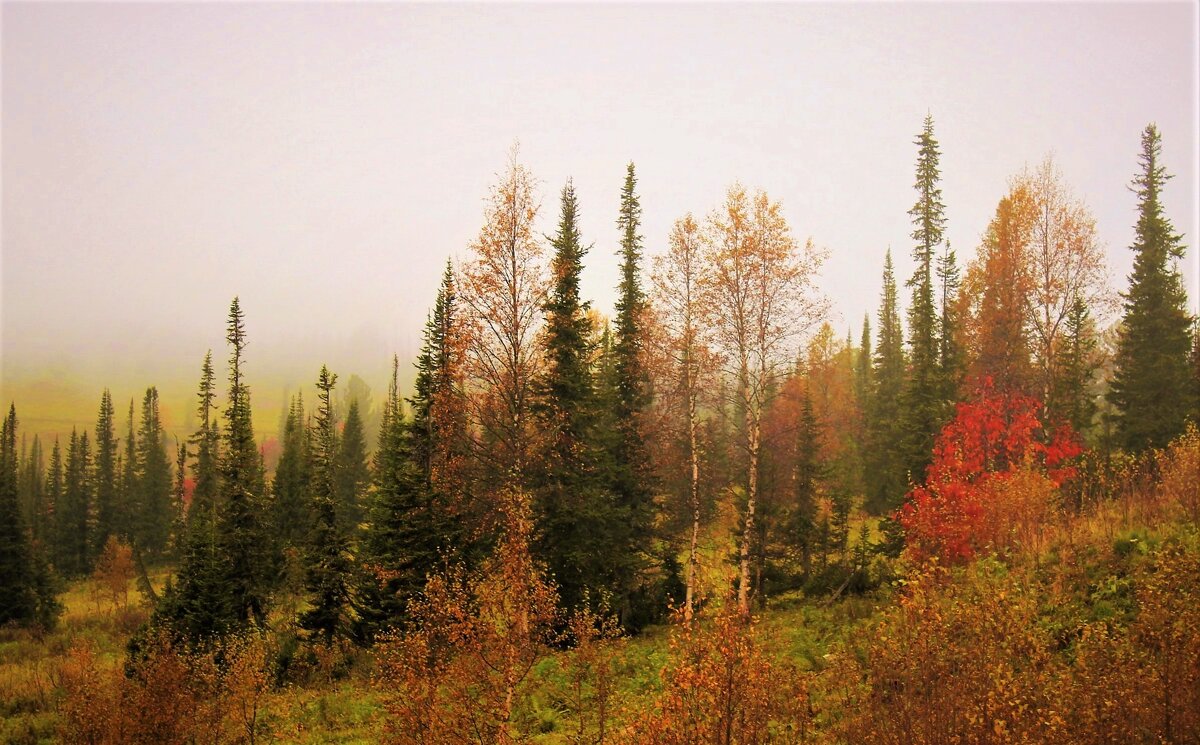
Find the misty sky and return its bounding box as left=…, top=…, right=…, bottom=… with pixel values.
left=2, top=2, right=1197, bottom=442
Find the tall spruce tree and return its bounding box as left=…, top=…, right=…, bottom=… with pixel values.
left=533, top=180, right=610, bottom=617
left=134, top=387, right=172, bottom=555
left=0, top=406, right=38, bottom=624
left=218, top=297, right=269, bottom=626
left=1109, top=124, right=1196, bottom=450
left=120, top=399, right=137, bottom=542
left=272, top=394, right=312, bottom=551
left=46, top=439, right=63, bottom=570
left=937, top=240, right=964, bottom=402
left=299, top=366, right=356, bottom=642
left=92, top=390, right=119, bottom=560
left=58, top=429, right=92, bottom=576
left=610, top=162, right=657, bottom=624
left=358, top=356, right=440, bottom=637
left=190, top=351, right=220, bottom=523
left=866, top=250, right=908, bottom=512
left=335, top=398, right=369, bottom=530
left=901, top=114, right=949, bottom=485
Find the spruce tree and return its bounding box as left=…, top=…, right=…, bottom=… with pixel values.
left=1109, top=124, right=1196, bottom=450
left=532, top=180, right=609, bottom=617
left=120, top=399, right=137, bottom=542
left=272, top=394, right=312, bottom=551
left=46, top=439, right=63, bottom=570
left=299, top=366, right=356, bottom=642
left=92, top=390, right=119, bottom=560
left=134, top=387, right=172, bottom=555
left=190, top=351, right=220, bottom=523
left=0, top=405, right=38, bottom=624
left=20, top=435, right=46, bottom=547
left=901, top=114, right=949, bottom=485
left=865, top=250, right=908, bottom=512
left=936, top=240, right=964, bottom=403
left=335, top=398, right=369, bottom=530
left=218, top=297, right=269, bottom=626
left=609, top=162, right=656, bottom=624
left=358, top=356, right=441, bottom=637
left=59, top=429, right=92, bottom=576
left=1051, top=296, right=1099, bottom=435
left=789, top=389, right=823, bottom=578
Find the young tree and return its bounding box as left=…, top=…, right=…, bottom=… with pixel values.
left=789, top=388, right=823, bottom=578
left=901, top=114, right=951, bottom=486
left=532, top=181, right=634, bottom=619
left=701, top=185, right=826, bottom=614
left=0, top=405, right=39, bottom=624
left=335, top=398, right=369, bottom=531
left=299, top=365, right=356, bottom=642
left=190, top=351, right=220, bottom=524
left=1109, top=124, right=1196, bottom=450
left=19, top=434, right=47, bottom=547
left=460, top=146, right=547, bottom=482
left=865, top=250, right=908, bottom=512
left=653, top=213, right=708, bottom=622
left=936, top=242, right=964, bottom=402
left=218, top=297, right=270, bottom=627
left=59, top=429, right=93, bottom=577
left=135, top=386, right=173, bottom=556
left=610, top=162, right=657, bottom=613
left=271, top=394, right=312, bottom=551
left=1051, top=296, right=1101, bottom=435
left=93, top=389, right=119, bottom=560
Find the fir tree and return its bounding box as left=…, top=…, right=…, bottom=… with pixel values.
left=901, top=114, right=950, bottom=485
left=218, top=297, right=269, bottom=626
left=532, top=180, right=609, bottom=618
left=45, top=439, right=63, bottom=570
left=609, top=162, right=657, bottom=624
left=299, top=366, right=356, bottom=642
left=92, top=390, right=119, bottom=560
left=865, top=250, right=908, bottom=512
left=59, top=429, right=92, bottom=576
left=1109, top=124, right=1196, bottom=450
left=0, top=405, right=38, bottom=624
left=120, top=399, right=137, bottom=542
left=272, top=394, right=312, bottom=552
left=789, top=389, right=823, bottom=578
left=19, top=435, right=46, bottom=547
left=937, top=240, right=964, bottom=403
left=190, top=351, right=220, bottom=524
left=134, top=387, right=172, bottom=555
left=1051, top=296, right=1099, bottom=435
left=335, top=398, right=369, bottom=530
left=358, top=356, right=442, bottom=637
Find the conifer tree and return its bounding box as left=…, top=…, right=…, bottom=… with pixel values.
left=46, top=439, right=63, bottom=570
left=58, top=429, right=92, bottom=576
left=1109, top=124, right=1196, bottom=450
left=0, top=405, right=38, bottom=624
left=120, top=399, right=137, bottom=541
left=358, top=356, right=441, bottom=637
left=789, top=389, right=823, bottom=578
left=134, top=387, right=172, bottom=555
left=20, top=435, right=46, bottom=547
left=190, top=351, right=220, bottom=523
left=272, top=394, right=312, bottom=550
left=92, top=390, right=119, bottom=560
left=937, top=241, right=964, bottom=402
left=901, top=114, right=950, bottom=485
left=300, top=366, right=356, bottom=642
left=865, top=250, right=908, bottom=512
left=1051, top=296, right=1099, bottom=435
left=218, top=297, right=269, bottom=626
left=610, top=163, right=656, bottom=617
left=855, top=315, right=873, bottom=415
left=532, top=180, right=611, bottom=617
left=335, top=398, right=369, bottom=530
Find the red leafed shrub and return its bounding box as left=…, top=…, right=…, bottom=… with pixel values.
left=900, top=379, right=1082, bottom=563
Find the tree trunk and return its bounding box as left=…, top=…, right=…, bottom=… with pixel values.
left=738, top=408, right=759, bottom=616
left=685, top=369, right=700, bottom=623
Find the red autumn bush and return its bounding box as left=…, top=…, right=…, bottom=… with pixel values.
left=900, top=379, right=1082, bottom=563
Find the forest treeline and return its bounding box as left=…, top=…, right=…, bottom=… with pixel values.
left=1, top=119, right=1199, bottom=743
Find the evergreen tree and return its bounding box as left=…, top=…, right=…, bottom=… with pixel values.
left=865, top=250, right=908, bottom=512
left=532, top=180, right=610, bottom=617
left=0, top=405, right=38, bottom=624
left=1109, top=124, right=1196, bottom=450
left=854, top=315, right=873, bottom=415
left=335, top=398, right=369, bottom=530
left=45, top=439, right=63, bottom=570
left=58, top=429, right=92, bottom=576
left=19, top=435, right=46, bottom=547
left=937, top=240, right=964, bottom=403
left=358, top=356, right=441, bottom=637
left=190, top=351, right=220, bottom=523
left=609, top=162, right=657, bottom=624
left=299, top=366, right=356, bottom=642
left=789, top=389, right=823, bottom=578
left=120, top=399, right=137, bottom=542
left=171, top=441, right=187, bottom=552
left=272, top=394, right=312, bottom=554
left=1051, top=296, right=1099, bottom=435
left=218, top=297, right=269, bottom=626
left=134, top=387, right=172, bottom=555
left=92, top=389, right=119, bottom=560
left=901, top=114, right=950, bottom=485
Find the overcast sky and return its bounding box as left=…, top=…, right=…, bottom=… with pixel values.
left=2, top=2, right=1197, bottom=440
